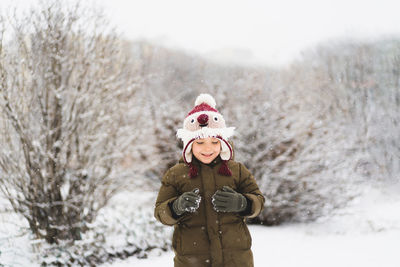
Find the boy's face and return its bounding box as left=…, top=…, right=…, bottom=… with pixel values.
left=192, top=137, right=221, bottom=164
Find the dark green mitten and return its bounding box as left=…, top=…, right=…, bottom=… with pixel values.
left=212, top=186, right=247, bottom=213
left=172, top=188, right=201, bottom=216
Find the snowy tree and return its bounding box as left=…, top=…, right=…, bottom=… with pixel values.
left=303, top=39, right=400, bottom=182
left=127, top=43, right=195, bottom=183
left=0, top=2, right=138, bottom=244
left=215, top=60, right=366, bottom=225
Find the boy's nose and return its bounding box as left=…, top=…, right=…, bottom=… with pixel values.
left=197, top=114, right=209, bottom=125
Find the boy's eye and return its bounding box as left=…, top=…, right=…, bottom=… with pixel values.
left=196, top=142, right=204, bottom=145
left=212, top=141, right=219, bottom=144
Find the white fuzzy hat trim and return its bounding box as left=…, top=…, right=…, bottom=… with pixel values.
left=177, top=126, right=235, bottom=144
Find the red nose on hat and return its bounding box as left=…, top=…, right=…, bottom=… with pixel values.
left=197, top=114, right=208, bottom=125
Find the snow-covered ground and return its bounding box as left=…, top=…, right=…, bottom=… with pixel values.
left=1, top=182, right=399, bottom=267
left=104, top=225, right=400, bottom=267
left=0, top=198, right=34, bottom=267
left=103, top=182, right=400, bottom=267
left=105, top=224, right=400, bottom=267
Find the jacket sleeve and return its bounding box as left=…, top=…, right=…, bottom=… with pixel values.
left=154, top=168, right=190, bottom=226
left=237, top=163, right=265, bottom=218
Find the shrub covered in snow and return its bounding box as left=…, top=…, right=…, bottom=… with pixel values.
left=300, top=38, right=400, bottom=182
left=239, top=38, right=400, bottom=224
left=227, top=82, right=360, bottom=224
left=37, top=191, right=170, bottom=266
left=38, top=204, right=170, bottom=266
left=0, top=1, right=140, bottom=245
left=0, top=191, right=171, bottom=267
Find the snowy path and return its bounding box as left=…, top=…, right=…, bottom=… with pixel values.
left=103, top=224, right=400, bottom=267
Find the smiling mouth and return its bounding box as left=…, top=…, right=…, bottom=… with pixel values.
left=199, top=123, right=208, bottom=127
left=202, top=153, right=213, bottom=157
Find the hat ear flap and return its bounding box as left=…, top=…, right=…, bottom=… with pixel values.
left=183, top=140, right=199, bottom=178
left=184, top=142, right=193, bottom=163
left=220, top=139, right=233, bottom=161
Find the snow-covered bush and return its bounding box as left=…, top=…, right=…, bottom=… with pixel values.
left=0, top=1, right=139, bottom=244
left=243, top=38, right=400, bottom=224
left=37, top=191, right=171, bottom=266
left=137, top=91, right=188, bottom=182
left=0, top=191, right=170, bottom=267
left=304, top=39, right=400, bottom=182
left=229, top=87, right=331, bottom=224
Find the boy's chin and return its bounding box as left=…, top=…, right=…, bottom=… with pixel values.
left=197, top=155, right=217, bottom=164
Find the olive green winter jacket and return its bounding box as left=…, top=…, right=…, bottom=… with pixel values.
left=154, top=155, right=265, bottom=267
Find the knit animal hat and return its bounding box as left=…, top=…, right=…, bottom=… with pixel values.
left=177, top=93, right=235, bottom=178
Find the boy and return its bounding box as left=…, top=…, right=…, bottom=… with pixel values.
left=154, top=93, right=265, bottom=267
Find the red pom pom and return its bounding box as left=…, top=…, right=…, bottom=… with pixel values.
left=189, top=163, right=198, bottom=178
left=218, top=160, right=232, bottom=176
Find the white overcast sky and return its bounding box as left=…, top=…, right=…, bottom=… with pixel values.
left=2, top=0, right=400, bottom=66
